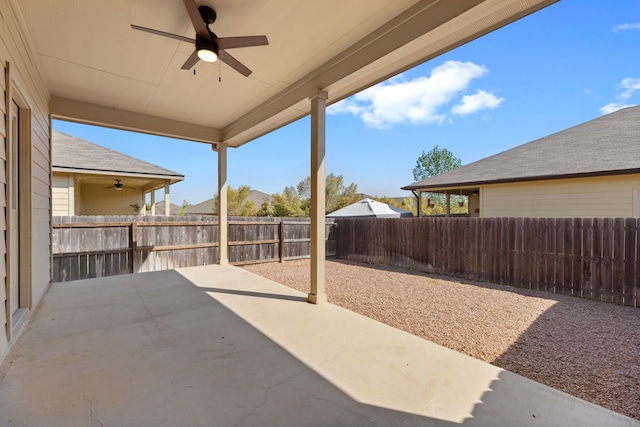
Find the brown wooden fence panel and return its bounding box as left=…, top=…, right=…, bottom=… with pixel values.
left=581, top=218, right=593, bottom=300
left=53, top=216, right=335, bottom=281
left=623, top=218, right=637, bottom=307
left=334, top=217, right=638, bottom=307
left=612, top=218, right=625, bottom=305
left=591, top=218, right=603, bottom=301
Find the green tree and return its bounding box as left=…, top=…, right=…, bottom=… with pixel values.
left=412, top=145, right=462, bottom=181
left=325, top=173, right=358, bottom=213
left=270, top=186, right=306, bottom=217
left=178, top=199, right=189, bottom=216
left=373, top=196, right=403, bottom=209
left=213, top=185, right=257, bottom=216
left=260, top=173, right=358, bottom=217
left=412, top=145, right=462, bottom=209
left=293, top=173, right=358, bottom=215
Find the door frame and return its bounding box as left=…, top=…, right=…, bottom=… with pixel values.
left=4, top=62, right=32, bottom=339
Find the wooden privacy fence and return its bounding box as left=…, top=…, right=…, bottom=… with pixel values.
left=334, top=217, right=639, bottom=307
left=52, top=216, right=335, bottom=282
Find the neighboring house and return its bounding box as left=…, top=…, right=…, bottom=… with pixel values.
left=186, top=190, right=273, bottom=215
left=52, top=131, right=184, bottom=216
left=153, top=201, right=182, bottom=216
left=327, top=198, right=413, bottom=218
left=403, top=106, right=640, bottom=218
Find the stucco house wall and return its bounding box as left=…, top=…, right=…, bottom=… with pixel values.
left=0, top=0, right=52, bottom=359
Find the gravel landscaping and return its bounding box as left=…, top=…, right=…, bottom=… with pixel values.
left=242, top=258, right=640, bottom=421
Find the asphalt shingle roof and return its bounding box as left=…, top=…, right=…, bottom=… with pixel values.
left=52, top=130, right=183, bottom=178
left=403, top=106, right=640, bottom=190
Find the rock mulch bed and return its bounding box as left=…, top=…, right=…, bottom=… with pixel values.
left=242, top=258, right=640, bottom=421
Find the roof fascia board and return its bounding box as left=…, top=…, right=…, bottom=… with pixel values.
left=50, top=96, right=221, bottom=145
left=402, top=169, right=640, bottom=191
left=52, top=167, right=184, bottom=181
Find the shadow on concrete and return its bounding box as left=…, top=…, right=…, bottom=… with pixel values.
left=200, top=286, right=308, bottom=302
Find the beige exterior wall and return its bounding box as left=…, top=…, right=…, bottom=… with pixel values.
left=78, top=182, right=143, bottom=216
left=480, top=174, right=640, bottom=218
left=52, top=173, right=74, bottom=216
left=0, top=0, right=52, bottom=360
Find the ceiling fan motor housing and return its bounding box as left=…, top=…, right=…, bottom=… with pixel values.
left=198, top=6, right=217, bottom=25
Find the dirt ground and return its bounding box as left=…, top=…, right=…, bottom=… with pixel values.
left=242, top=258, right=640, bottom=421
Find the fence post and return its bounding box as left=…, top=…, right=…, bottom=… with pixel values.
left=279, top=221, right=285, bottom=262
left=131, top=222, right=138, bottom=274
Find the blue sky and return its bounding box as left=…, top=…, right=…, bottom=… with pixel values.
left=53, top=0, right=640, bottom=205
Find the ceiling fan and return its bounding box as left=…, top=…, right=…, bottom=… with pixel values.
left=105, top=179, right=135, bottom=191
left=131, top=0, right=269, bottom=77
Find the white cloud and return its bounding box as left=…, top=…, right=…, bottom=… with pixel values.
left=612, top=23, right=640, bottom=32
left=328, top=60, right=500, bottom=128
left=451, top=90, right=504, bottom=116
left=619, top=77, right=640, bottom=99
left=600, top=102, right=635, bottom=115
left=600, top=76, right=640, bottom=114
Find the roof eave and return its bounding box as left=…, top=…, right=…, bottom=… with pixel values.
left=52, top=166, right=185, bottom=182
left=401, top=168, right=640, bottom=191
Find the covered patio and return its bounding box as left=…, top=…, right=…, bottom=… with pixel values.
left=8, top=1, right=637, bottom=425
left=0, top=265, right=634, bottom=426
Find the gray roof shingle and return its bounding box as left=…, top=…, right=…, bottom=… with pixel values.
left=52, top=130, right=184, bottom=179
left=403, top=106, right=640, bottom=190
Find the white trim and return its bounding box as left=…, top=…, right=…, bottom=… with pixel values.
left=50, top=96, right=221, bottom=144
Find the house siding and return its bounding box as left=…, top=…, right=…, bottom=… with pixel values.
left=481, top=174, right=640, bottom=218
left=0, top=0, right=51, bottom=360
left=52, top=173, right=73, bottom=216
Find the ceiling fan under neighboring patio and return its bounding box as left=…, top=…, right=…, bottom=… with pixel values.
left=105, top=179, right=135, bottom=191
left=131, top=0, right=269, bottom=77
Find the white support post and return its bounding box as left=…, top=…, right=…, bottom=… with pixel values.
left=150, top=190, right=156, bottom=216
left=308, top=89, right=328, bottom=304
left=218, top=143, right=229, bottom=265
left=416, top=191, right=422, bottom=217
left=164, top=183, right=170, bottom=215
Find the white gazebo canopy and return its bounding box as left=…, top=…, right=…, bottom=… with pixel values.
left=327, top=199, right=413, bottom=218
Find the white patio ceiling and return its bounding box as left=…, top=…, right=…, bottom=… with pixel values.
left=18, top=0, right=556, bottom=147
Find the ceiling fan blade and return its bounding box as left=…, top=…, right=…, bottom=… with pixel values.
left=181, top=50, right=200, bottom=70
left=131, top=25, right=195, bottom=44
left=182, top=0, right=211, bottom=40
left=218, top=49, right=252, bottom=77
left=214, top=36, right=269, bottom=49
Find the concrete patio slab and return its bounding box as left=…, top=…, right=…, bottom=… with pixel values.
left=0, top=265, right=637, bottom=426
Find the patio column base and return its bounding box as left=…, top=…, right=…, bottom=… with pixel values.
left=307, top=293, right=327, bottom=304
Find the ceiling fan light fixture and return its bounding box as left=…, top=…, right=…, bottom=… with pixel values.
left=196, top=39, right=218, bottom=62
